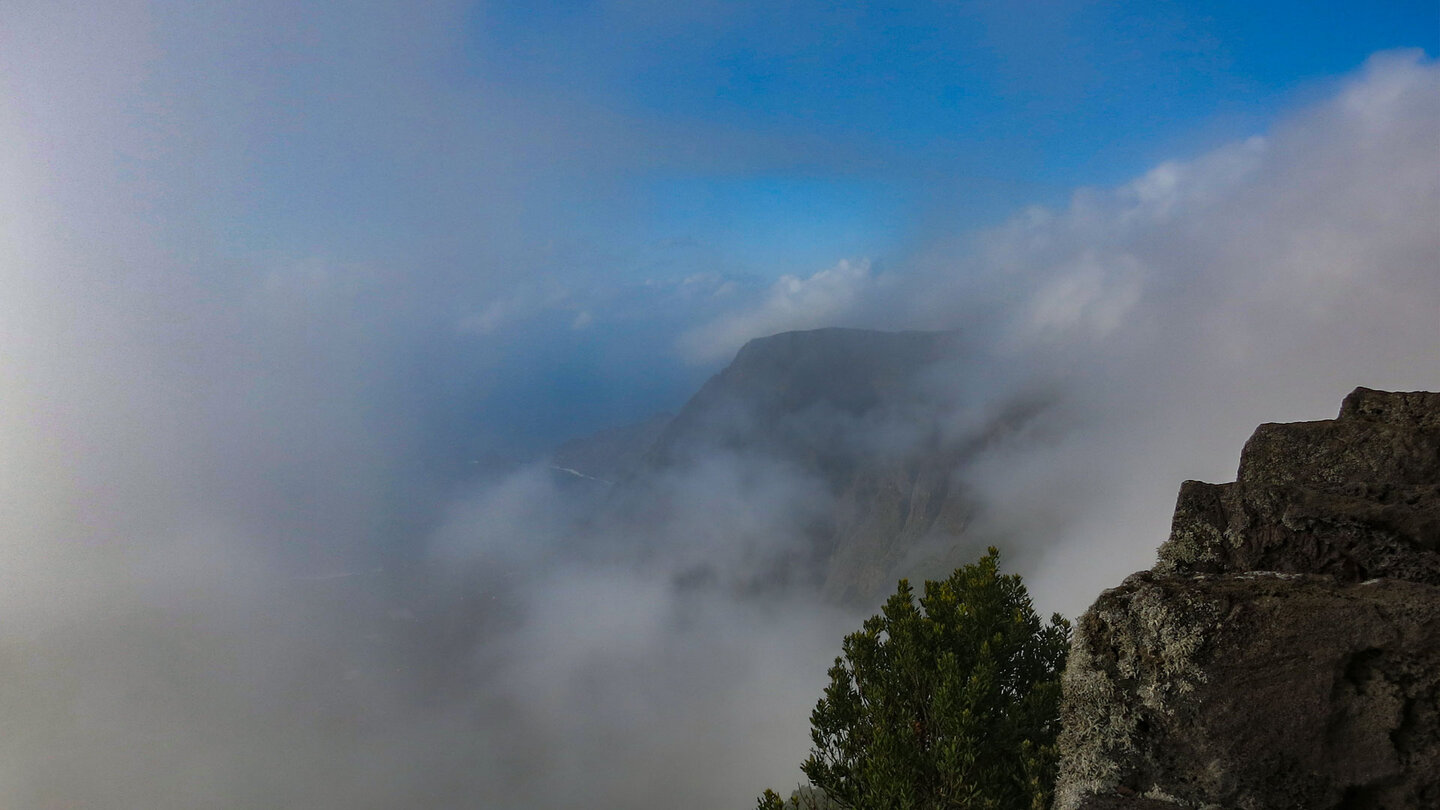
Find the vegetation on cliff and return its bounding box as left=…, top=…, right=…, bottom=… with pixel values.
left=760, top=549, right=1070, bottom=809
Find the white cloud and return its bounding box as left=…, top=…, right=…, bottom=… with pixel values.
left=1011, top=250, right=1145, bottom=344
left=1, top=3, right=1436, bottom=802
left=677, top=258, right=879, bottom=362
left=917, top=49, right=1440, bottom=616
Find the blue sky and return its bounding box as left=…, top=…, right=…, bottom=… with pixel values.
left=3, top=0, right=1438, bottom=462
left=448, top=0, right=1439, bottom=450
left=468, top=0, right=1437, bottom=235
left=184, top=0, right=1438, bottom=273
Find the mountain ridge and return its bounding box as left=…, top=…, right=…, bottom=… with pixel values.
left=557, top=326, right=999, bottom=605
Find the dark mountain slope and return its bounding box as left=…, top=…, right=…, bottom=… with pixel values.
left=646, top=328, right=963, bottom=482
left=550, top=411, right=673, bottom=484
left=586, top=327, right=1035, bottom=605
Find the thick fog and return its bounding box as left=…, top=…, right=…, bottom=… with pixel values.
left=2, top=3, right=1438, bottom=807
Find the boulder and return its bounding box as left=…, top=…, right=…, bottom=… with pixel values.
left=1157, top=388, right=1440, bottom=585
left=1055, top=388, right=1440, bottom=810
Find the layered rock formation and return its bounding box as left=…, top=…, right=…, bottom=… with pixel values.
left=1054, top=388, right=1440, bottom=810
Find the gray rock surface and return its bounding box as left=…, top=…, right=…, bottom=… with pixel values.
left=1157, top=388, right=1440, bottom=585
left=1055, top=388, right=1440, bottom=810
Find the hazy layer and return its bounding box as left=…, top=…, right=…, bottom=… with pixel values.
left=1, top=4, right=1436, bottom=806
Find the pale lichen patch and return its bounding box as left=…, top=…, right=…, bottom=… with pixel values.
left=1053, top=577, right=1224, bottom=810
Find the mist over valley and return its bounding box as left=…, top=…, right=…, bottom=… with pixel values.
left=1, top=4, right=1437, bottom=807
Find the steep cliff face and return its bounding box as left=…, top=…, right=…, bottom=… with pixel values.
left=1054, top=388, right=1440, bottom=810
left=584, top=327, right=1005, bottom=605
left=644, top=327, right=964, bottom=480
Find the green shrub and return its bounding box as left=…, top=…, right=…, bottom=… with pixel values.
left=760, top=549, right=1070, bottom=810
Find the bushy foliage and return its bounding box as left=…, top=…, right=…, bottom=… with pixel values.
left=756, top=784, right=838, bottom=809
left=760, top=549, right=1070, bottom=810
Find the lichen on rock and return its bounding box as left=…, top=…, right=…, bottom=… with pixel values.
left=1054, top=389, right=1440, bottom=810
left=1054, top=574, right=1225, bottom=810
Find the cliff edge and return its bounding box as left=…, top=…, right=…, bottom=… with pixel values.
left=1054, top=388, right=1440, bottom=810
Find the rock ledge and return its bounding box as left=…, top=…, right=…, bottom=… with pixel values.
left=1054, top=388, right=1440, bottom=810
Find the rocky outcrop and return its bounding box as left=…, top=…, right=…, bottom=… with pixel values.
left=1055, top=388, right=1440, bottom=810
left=1158, top=388, right=1440, bottom=586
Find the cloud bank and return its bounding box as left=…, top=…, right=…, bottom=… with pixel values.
left=680, top=49, right=1439, bottom=614
left=0, top=1, right=1435, bottom=803
left=677, top=259, right=885, bottom=362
